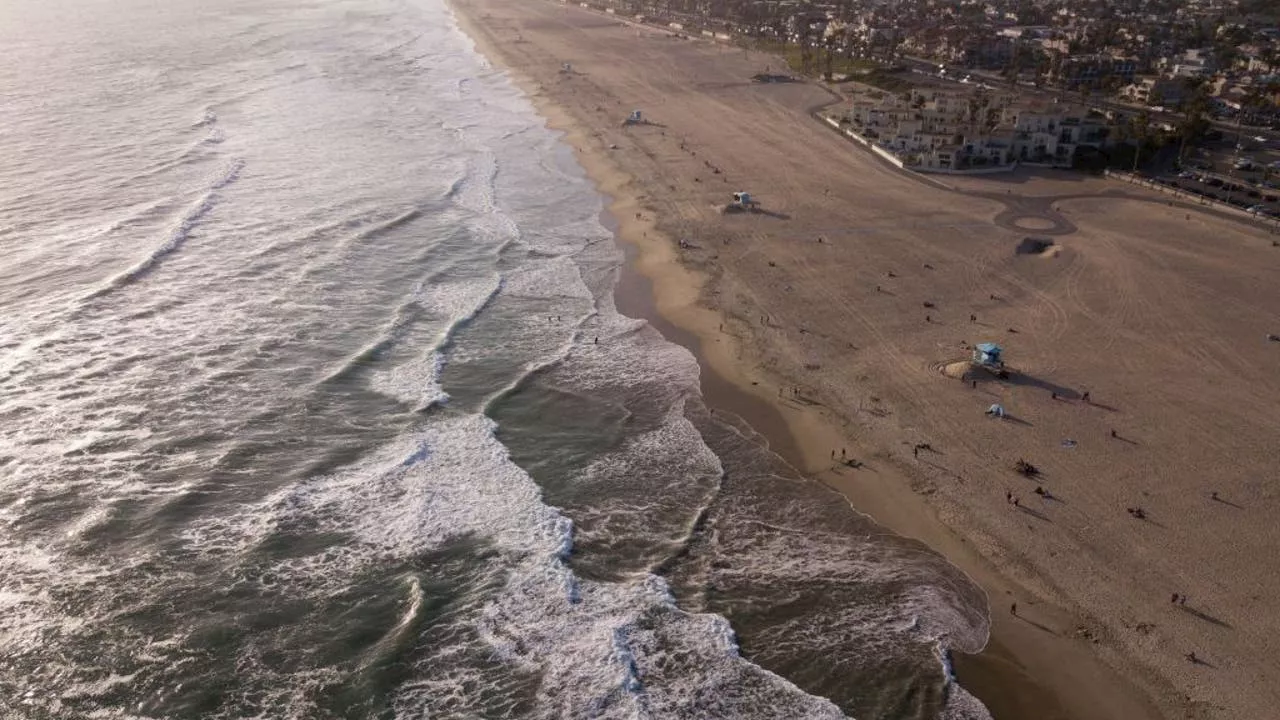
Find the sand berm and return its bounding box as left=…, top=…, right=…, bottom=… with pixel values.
left=449, top=1, right=1280, bottom=718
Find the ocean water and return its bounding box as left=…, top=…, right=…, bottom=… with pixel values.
left=0, top=0, right=993, bottom=718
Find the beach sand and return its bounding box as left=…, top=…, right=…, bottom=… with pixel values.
left=449, top=2, right=1280, bottom=718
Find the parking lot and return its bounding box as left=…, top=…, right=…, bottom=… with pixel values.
left=1152, top=137, right=1280, bottom=216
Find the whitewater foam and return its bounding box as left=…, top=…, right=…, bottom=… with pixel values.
left=0, top=0, right=995, bottom=715
left=84, top=158, right=244, bottom=301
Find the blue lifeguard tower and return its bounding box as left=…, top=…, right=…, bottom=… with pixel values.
left=974, top=342, right=1003, bottom=368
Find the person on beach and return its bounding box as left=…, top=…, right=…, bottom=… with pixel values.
left=1010, top=602, right=1017, bottom=615
left=1082, top=391, right=1091, bottom=403
left=1111, top=429, right=1117, bottom=438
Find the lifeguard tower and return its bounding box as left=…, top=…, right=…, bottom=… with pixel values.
left=973, top=342, right=1003, bottom=368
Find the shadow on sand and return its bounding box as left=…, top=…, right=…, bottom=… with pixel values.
left=1014, top=504, right=1052, bottom=522
left=1014, top=614, right=1059, bottom=635
left=755, top=209, right=791, bottom=220
left=1178, top=605, right=1233, bottom=629
left=1001, top=370, right=1079, bottom=399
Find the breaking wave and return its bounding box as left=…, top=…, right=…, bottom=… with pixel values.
left=84, top=158, right=244, bottom=301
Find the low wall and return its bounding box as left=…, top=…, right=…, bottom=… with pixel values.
left=870, top=144, right=906, bottom=168
left=824, top=119, right=901, bottom=165
left=919, top=163, right=1015, bottom=176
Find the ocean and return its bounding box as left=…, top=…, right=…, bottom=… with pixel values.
left=0, top=0, right=993, bottom=717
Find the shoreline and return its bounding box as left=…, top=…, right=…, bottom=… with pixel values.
left=439, top=2, right=1270, bottom=719
left=444, top=3, right=1087, bottom=716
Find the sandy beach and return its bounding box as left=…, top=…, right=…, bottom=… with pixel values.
left=449, top=2, right=1280, bottom=718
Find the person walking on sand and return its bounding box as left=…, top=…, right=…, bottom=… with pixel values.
left=1010, top=602, right=1017, bottom=616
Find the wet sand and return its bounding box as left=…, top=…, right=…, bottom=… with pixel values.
left=449, top=2, right=1280, bottom=719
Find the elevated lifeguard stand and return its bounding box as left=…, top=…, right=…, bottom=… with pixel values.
left=974, top=342, right=1003, bottom=368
